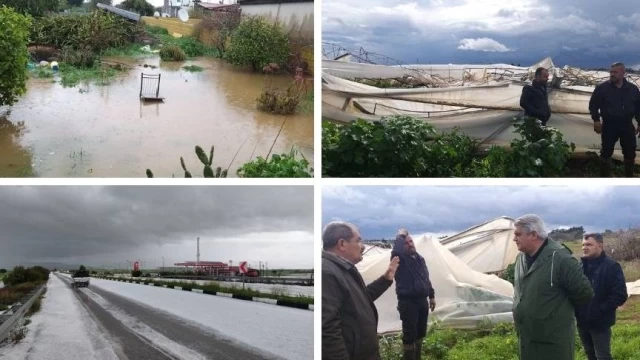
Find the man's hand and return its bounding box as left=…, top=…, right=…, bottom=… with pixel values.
left=636, top=124, right=640, bottom=136
left=594, top=121, right=602, bottom=134
left=384, top=256, right=400, bottom=281
left=429, top=298, right=436, bottom=312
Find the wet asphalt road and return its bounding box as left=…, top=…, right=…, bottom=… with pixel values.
left=57, top=274, right=283, bottom=360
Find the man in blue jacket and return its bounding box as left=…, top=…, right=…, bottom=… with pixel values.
left=520, top=67, right=552, bottom=125
left=588, top=62, right=640, bottom=177
left=575, top=233, right=628, bottom=360
left=391, top=229, right=435, bottom=360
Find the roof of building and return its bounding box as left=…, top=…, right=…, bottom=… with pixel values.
left=238, top=0, right=312, bottom=5
left=196, top=3, right=240, bottom=10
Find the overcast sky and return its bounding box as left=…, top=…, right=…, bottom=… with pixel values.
left=323, top=0, right=640, bottom=68
left=322, top=185, right=640, bottom=239
left=0, top=186, right=313, bottom=270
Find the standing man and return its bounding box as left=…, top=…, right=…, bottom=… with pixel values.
left=589, top=62, right=640, bottom=177
left=391, top=229, right=435, bottom=360
left=575, top=233, right=628, bottom=360
left=512, top=214, right=594, bottom=360
left=520, top=67, right=552, bottom=125
left=322, top=221, right=400, bottom=360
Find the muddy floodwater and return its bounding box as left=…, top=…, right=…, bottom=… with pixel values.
left=0, top=57, right=313, bottom=177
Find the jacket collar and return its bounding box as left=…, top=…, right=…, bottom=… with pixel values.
left=525, top=238, right=564, bottom=276
left=322, top=250, right=355, bottom=271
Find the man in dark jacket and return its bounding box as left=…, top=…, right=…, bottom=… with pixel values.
left=322, top=221, right=400, bottom=360
left=520, top=67, right=552, bottom=125
left=575, top=233, right=628, bottom=360
left=391, top=229, right=435, bottom=360
left=512, top=214, right=594, bottom=360
left=588, top=62, right=640, bottom=177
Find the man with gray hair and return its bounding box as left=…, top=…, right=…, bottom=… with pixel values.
left=322, top=221, right=400, bottom=360
left=512, top=214, right=594, bottom=360
left=575, top=233, right=628, bottom=360
left=588, top=62, right=640, bottom=177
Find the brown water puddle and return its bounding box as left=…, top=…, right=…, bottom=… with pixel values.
left=0, top=57, right=313, bottom=177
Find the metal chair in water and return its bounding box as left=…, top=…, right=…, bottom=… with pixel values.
left=139, top=73, right=165, bottom=102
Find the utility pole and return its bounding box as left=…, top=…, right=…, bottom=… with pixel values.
left=162, top=256, right=165, bottom=273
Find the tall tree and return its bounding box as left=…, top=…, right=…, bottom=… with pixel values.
left=0, top=6, right=31, bottom=107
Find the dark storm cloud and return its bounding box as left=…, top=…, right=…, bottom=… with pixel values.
left=0, top=186, right=313, bottom=267
left=322, top=186, right=640, bottom=239
left=323, top=0, right=640, bottom=68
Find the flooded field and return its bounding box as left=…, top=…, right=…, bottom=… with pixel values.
left=0, top=57, right=313, bottom=177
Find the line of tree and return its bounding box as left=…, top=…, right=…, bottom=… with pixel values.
left=117, top=0, right=154, bottom=16
left=3, top=266, right=50, bottom=286
left=549, top=226, right=586, bottom=242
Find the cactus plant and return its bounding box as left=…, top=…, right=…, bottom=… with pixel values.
left=145, top=145, right=228, bottom=178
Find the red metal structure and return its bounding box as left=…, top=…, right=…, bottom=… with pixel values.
left=173, top=261, right=260, bottom=277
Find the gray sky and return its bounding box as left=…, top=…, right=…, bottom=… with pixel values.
left=323, top=0, right=640, bottom=68
left=322, top=185, right=640, bottom=239
left=0, top=186, right=313, bottom=270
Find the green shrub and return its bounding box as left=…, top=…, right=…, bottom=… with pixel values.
left=170, top=37, right=211, bottom=57
left=505, top=117, right=575, bottom=177
left=322, top=116, right=478, bottom=177
left=237, top=149, right=313, bottom=178
left=118, top=0, right=154, bottom=16
left=159, top=44, right=187, bottom=61
left=323, top=115, right=575, bottom=178
left=30, top=11, right=139, bottom=52
left=0, top=6, right=31, bottom=107
left=225, top=15, right=289, bottom=71
left=257, top=84, right=301, bottom=115
left=61, top=47, right=97, bottom=67
left=4, top=266, right=49, bottom=286
left=0, top=0, right=57, bottom=17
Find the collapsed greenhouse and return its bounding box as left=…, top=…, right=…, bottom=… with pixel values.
left=357, top=216, right=638, bottom=333
left=322, top=54, right=640, bottom=163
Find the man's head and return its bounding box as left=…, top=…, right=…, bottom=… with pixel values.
left=534, top=67, right=549, bottom=83
left=322, top=221, right=365, bottom=264
left=582, top=233, right=604, bottom=259
left=397, top=228, right=416, bottom=255
left=513, top=214, right=547, bottom=255
left=610, top=62, right=626, bottom=83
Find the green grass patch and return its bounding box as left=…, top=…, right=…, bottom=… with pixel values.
left=146, top=25, right=169, bottom=36
left=31, top=67, right=54, bottom=78
left=101, top=43, right=155, bottom=57
left=183, top=65, right=204, bottom=72
left=296, top=91, right=313, bottom=115
left=105, top=277, right=313, bottom=305
left=59, top=64, right=122, bottom=87
left=380, top=296, right=640, bottom=360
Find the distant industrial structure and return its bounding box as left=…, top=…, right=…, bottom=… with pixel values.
left=173, top=237, right=260, bottom=277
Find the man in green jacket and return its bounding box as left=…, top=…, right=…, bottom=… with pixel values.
left=512, top=214, right=594, bottom=360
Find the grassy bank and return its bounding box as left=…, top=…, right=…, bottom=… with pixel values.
left=100, top=277, right=313, bottom=305
left=380, top=296, right=640, bottom=360
left=0, top=281, right=45, bottom=310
